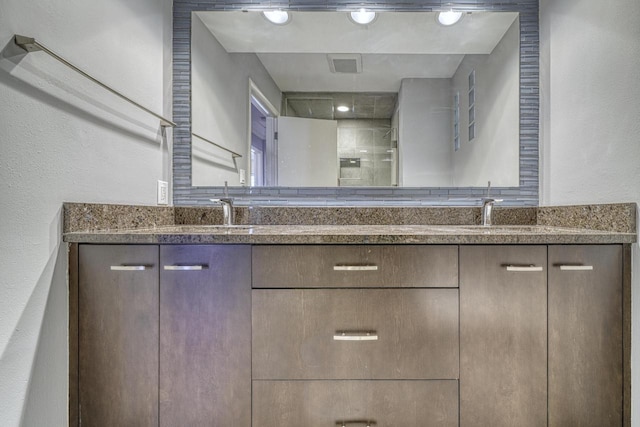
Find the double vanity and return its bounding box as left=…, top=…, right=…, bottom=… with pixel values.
left=64, top=202, right=636, bottom=427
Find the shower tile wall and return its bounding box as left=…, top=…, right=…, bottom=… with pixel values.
left=338, top=120, right=395, bottom=187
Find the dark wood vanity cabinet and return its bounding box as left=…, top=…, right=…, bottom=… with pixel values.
left=252, top=245, right=460, bottom=426
left=460, top=244, right=624, bottom=427
left=78, top=245, right=160, bottom=426
left=73, top=243, right=627, bottom=426
left=460, top=246, right=548, bottom=427
left=548, top=245, right=623, bottom=426
left=159, top=245, right=251, bottom=426
left=76, top=244, right=251, bottom=427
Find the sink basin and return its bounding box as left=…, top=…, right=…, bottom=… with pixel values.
left=201, top=225, right=254, bottom=230
left=450, top=225, right=572, bottom=233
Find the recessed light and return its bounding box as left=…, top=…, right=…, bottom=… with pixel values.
left=349, top=8, right=377, bottom=25
left=262, top=10, right=291, bottom=25
left=437, top=10, right=463, bottom=26
left=336, top=105, right=350, bottom=112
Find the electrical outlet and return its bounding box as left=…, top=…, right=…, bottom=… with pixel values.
left=239, top=169, right=246, bottom=185
left=157, top=180, right=169, bottom=205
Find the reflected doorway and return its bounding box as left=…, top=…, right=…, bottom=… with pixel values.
left=249, top=83, right=278, bottom=187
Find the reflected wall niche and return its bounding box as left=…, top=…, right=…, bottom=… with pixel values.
left=172, top=0, right=539, bottom=206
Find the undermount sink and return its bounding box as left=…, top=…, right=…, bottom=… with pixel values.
left=200, top=225, right=254, bottom=230
left=450, top=225, right=566, bottom=233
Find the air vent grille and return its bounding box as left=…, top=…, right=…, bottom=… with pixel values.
left=327, top=54, right=362, bottom=74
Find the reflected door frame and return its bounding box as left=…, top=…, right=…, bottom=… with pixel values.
left=248, top=79, right=279, bottom=187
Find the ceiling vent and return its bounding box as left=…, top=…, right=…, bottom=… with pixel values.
left=327, top=54, right=362, bottom=73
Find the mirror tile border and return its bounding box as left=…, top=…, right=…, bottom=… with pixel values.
left=172, top=0, right=539, bottom=206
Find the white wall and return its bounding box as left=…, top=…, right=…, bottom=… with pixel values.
left=539, top=0, right=640, bottom=422
left=451, top=18, right=520, bottom=187
left=0, top=0, right=173, bottom=424
left=191, top=14, right=281, bottom=187
left=398, top=78, right=453, bottom=187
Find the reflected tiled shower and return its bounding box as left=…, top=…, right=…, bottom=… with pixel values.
left=337, top=120, right=396, bottom=186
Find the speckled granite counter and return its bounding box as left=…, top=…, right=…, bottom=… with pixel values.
left=63, top=201, right=637, bottom=245
left=63, top=224, right=635, bottom=244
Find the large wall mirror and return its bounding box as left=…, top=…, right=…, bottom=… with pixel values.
left=173, top=1, right=539, bottom=206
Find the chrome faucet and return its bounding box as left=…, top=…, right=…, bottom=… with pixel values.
left=481, top=181, right=502, bottom=226
left=481, top=198, right=502, bottom=226
left=210, top=198, right=234, bottom=226
left=210, top=182, right=234, bottom=226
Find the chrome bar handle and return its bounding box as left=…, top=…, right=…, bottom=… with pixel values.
left=110, top=265, right=148, bottom=271
left=333, top=331, right=378, bottom=341
left=336, top=421, right=376, bottom=426
left=559, top=265, right=594, bottom=271
left=333, top=265, right=378, bottom=271
left=163, top=265, right=207, bottom=271
left=505, top=265, right=544, bottom=272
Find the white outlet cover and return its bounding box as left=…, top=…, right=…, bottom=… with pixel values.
left=157, top=180, right=169, bottom=205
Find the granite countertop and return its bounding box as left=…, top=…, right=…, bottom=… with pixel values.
left=63, top=224, right=636, bottom=245
left=62, top=202, right=637, bottom=245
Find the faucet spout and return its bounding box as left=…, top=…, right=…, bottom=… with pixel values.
left=481, top=198, right=503, bottom=227
left=210, top=197, right=234, bottom=226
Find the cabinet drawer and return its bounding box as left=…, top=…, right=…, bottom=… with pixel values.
left=253, top=288, right=459, bottom=379
left=252, top=245, right=458, bottom=288
left=253, top=380, right=458, bottom=427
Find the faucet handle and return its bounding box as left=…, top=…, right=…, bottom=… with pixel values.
left=482, top=197, right=503, bottom=204
left=210, top=198, right=233, bottom=204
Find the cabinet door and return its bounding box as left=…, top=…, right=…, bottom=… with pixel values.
left=78, top=244, right=159, bottom=427
left=159, top=245, right=251, bottom=426
left=460, top=245, right=547, bottom=427
left=549, top=245, right=623, bottom=427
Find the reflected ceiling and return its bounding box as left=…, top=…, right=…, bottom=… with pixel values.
left=196, top=11, right=519, bottom=92
left=283, top=92, right=397, bottom=120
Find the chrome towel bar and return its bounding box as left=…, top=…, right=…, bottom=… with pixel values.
left=13, top=35, right=176, bottom=128
left=192, top=133, right=242, bottom=158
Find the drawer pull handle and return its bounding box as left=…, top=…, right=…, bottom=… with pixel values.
left=559, top=265, right=594, bottom=271
left=110, top=265, right=148, bottom=271
left=333, top=265, right=378, bottom=271
left=163, top=265, right=207, bottom=271
left=333, top=331, right=378, bottom=341
left=336, top=421, right=376, bottom=426
left=505, top=265, right=543, bottom=272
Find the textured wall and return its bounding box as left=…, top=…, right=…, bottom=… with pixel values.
left=539, top=0, right=640, bottom=422
left=0, top=0, right=172, bottom=424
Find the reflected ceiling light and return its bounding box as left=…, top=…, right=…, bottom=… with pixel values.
left=262, top=10, right=291, bottom=25
left=437, top=10, right=463, bottom=26
left=349, top=8, right=377, bottom=25
left=336, top=105, right=350, bottom=112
